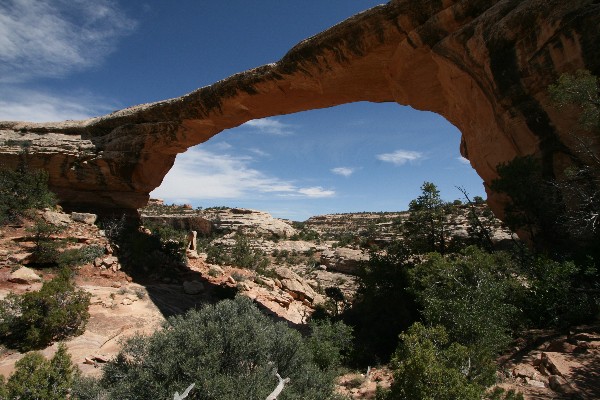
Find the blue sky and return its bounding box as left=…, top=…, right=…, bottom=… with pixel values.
left=0, top=0, right=486, bottom=221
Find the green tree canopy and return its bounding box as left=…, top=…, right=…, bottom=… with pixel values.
left=403, top=182, right=451, bottom=254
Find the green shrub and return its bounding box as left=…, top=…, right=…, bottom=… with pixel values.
left=409, top=247, right=521, bottom=382
left=0, top=343, right=77, bottom=399
left=27, top=218, right=64, bottom=265
left=0, top=167, right=56, bottom=224
left=0, top=268, right=91, bottom=351
left=71, top=375, right=109, bottom=400
left=486, top=387, right=524, bottom=400
left=104, top=221, right=186, bottom=278
left=383, top=323, right=484, bottom=400
left=521, top=256, right=599, bottom=328
left=206, top=243, right=230, bottom=265
left=91, top=296, right=342, bottom=399
left=58, top=244, right=105, bottom=267
left=144, top=221, right=187, bottom=264
left=206, top=235, right=269, bottom=270
left=403, top=182, right=452, bottom=255
left=306, top=319, right=353, bottom=371
left=231, top=234, right=269, bottom=270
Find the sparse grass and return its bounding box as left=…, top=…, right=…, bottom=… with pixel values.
left=132, top=287, right=146, bottom=299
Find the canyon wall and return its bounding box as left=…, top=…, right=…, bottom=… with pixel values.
left=0, top=0, right=598, bottom=217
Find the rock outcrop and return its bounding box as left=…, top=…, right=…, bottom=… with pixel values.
left=320, top=248, right=370, bottom=275
left=0, top=0, right=598, bottom=224
left=203, top=208, right=297, bottom=238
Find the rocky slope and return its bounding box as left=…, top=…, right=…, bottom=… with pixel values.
left=0, top=207, right=598, bottom=399
left=0, top=0, right=597, bottom=235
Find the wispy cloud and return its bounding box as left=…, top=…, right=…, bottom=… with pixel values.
left=0, top=88, right=118, bottom=122
left=210, top=141, right=232, bottom=151
left=331, top=167, right=356, bottom=177
left=377, top=150, right=424, bottom=166
left=243, top=118, right=293, bottom=135
left=248, top=147, right=270, bottom=157
left=457, top=156, right=470, bottom=165
left=0, top=0, right=136, bottom=83
left=151, top=146, right=335, bottom=203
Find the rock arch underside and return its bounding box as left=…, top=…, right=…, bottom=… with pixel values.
left=0, top=0, right=598, bottom=222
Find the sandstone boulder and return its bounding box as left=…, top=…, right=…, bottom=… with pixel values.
left=320, top=248, right=369, bottom=275
left=8, top=253, right=32, bottom=265
left=42, top=211, right=71, bottom=226
left=71, top=212, right=97, bottom=225
left=275, top=267, right=319, bottom=303
left=8, top=266, right=41, bottom=284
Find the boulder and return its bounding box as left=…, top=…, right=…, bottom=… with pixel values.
left=513, top=364, right=540, bottom=380
left=8, top=266, right=42, bottom=284
left=320, top=248, right=369, bottom=275
left=275, top=267, right=319, bottom=303
left=8, top=252, right=32, bottom=265
left=71, top=212, right=97, bottom=225
left=548, top=375, right=576, bottom=395
left=186, top=249, right=201, bottom=259
left=42, top=211, right=71, bottom=226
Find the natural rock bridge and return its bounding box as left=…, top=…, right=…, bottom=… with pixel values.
left=0, top=0, right=598, bottom=217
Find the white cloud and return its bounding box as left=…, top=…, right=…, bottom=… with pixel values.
left=331, top=167, right=355, bottom=177
left=297, top=187, right=335, bottom=198
left=210, top=141, right=232, bottom=151
left=151, top=146, right=335, bottom=201
left=0, top=0, right=136, bottom=83
left=377, top=150, right=424, bottom=165
left=243, top=118, right=293, bottom=135
left=248, top=147, right=269, bottom=157
left=457, top=156, right=471, bottom=165
left=0, top=87, right=117, bottom=122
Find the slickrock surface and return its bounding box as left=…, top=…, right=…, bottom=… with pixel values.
left=0, top=0, right=597, bottom=229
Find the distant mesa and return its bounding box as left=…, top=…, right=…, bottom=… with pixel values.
left=0, top=0, right=598, bottom=227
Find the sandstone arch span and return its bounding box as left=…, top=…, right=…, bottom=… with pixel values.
left=0, top=0, right=598, bottom=218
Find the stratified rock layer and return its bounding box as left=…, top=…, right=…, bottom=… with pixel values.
left=0, top=0, right=598, bottom=218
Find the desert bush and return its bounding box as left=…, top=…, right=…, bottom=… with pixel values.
left=0, top=167, right=56, bottom=224
left=91, top=296, right=342, bottom=399
left=231, top=234, right=269, bottom=270
left=0, top=268, right=91, bottom=351
left=98, top=215, right=127, bottom=243
left=206, top=235, right=269, bottom=270
left=27, top=218, right=64, bottom=265
left=71, top=375, right=109, bottom=400
left=58, top=244, right=105, bottom=267
left=486, top=387, right=524, bottom=400
left=144, top=221, right=187, bottom=263
left=206, top=242, right=231, bottom=265
left=520, top=255, right=599, bottom=328
left=102, top=220, right=186, bottom=279
left=381, top=323, right=485, bottom=400
left=409, top=247, right=521, bottom=378
left=0, top=343, right=77, bottom=399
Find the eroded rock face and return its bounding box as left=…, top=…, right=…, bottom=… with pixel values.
left=0, top=0, right=598, bottom=221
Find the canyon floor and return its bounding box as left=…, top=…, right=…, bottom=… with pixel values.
left=0, top=206, right=598, bottom=399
